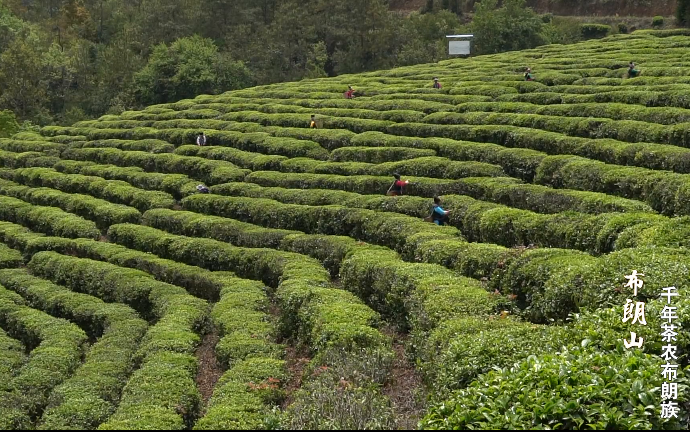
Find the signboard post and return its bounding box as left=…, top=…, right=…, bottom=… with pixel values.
left=446, top=34, right=473, bottom=57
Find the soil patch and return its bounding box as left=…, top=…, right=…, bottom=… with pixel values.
left=382, top=327, right=427, bottom=430
left=195, top=329, right=224, bottom=407
left=280, top=345, right=312, bottom=409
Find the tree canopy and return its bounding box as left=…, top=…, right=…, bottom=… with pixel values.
left=0, top=0, right=606, bottom=126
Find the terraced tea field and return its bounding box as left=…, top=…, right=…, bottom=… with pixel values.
left=1, top=29, right=690, bottom=430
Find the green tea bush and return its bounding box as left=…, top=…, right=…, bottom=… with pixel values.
left=0, top=149, right=60, bottom=169
left=62, top=147, right=250, bottom=185
left=74, top=138, right=175, bottom=153
left=534, top=154, right=690, bottom=215
left=175, top=145, right=287, bottom=171
left=0, top=178, right=141, bottom=229
left=195, top=357, right=288, bottom=430
left=180, top=193, right=463, bottom=255
left=340, top=248, right=501, bottom=332
left=106, top=223, right=390, bottom=354
left=284, top=349, right=395, bottom=430
left=329, top=146, right=437, bottom=163
left=0, top=227, right=281, bottom=388
left=0, top=139, right=64, bottom=157
left=0, top=326, right=24, bottom=387
left=0, top=243, right=22, bottom=268
left=243, top=170, right=650, bottom=214
left=143, top=208, right=298, bottom=250
left=11, top=167, right=176, bottom=211
left=53, top=161, right=198, bottom=199
left=28, top=252, right=207, bottom=429
left=0, top=285, right=87, bottom=422
left=0, top=269, right=148, bottom=430
left=420, top=317, right=568, bottom=397
left=421, top=348, right=689, bottom=430
left=208, top=181, right=665, bottom=254
left=580, top=23, right=611, bottom=39
left=0, top=195, right=100, bottom=239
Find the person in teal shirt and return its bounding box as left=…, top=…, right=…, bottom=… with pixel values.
left=431, top=196, right=451, bottom=225
left=524, top=67, right=534, bottom=81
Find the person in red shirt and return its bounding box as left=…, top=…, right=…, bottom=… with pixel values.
left=433, top=77, right=442, bottom=89
left=387, top=173, right=409, bottom=196
left=344, top=86, right=355, bottom=99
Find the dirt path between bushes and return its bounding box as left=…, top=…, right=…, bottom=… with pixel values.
left=195, top=328, right=224, bottom=408
left=382, top=327, right=427, bottom=430
left=280, top=345, right=312, bottom=409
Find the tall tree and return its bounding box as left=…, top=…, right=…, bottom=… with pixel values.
left=677, top=0, right=690, bottom=27
left=132, top=35, right=252, bottom=105
left=0, top=37, right=49, bottom=120
left=470, top=0, right=545, bottom=55
left=0, top=109, right=20, bottom=137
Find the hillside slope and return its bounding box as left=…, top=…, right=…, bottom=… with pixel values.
left=0, top=29, right=688, bottom=429
left=391, top=0, right=677, bottom=16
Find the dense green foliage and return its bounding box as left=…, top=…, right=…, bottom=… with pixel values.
left=1, top=27, right=690, bottom=431
left=471, top=0, right=546, bottom=54
left=421, top=348, right=690, bottom=430
left=0, top=110, right=19, bottom=138
left=678, top=0, right=690, bottom=26
left=133, top=35, right=252, bottom=106
left=0, top=0, right=647, bottom=126
left=0, top=0, right=465, bottom=125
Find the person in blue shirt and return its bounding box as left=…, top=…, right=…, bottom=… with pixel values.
left=431, top=196, right=450, bottom=225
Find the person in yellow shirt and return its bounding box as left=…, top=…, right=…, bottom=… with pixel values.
left=310, top=115, right=317, bottom=128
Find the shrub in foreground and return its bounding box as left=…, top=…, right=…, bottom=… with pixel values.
left=421, top=348, right=690, bottom=430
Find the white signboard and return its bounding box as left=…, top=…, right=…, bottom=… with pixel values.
left=449, top=40, right=471, bottom=55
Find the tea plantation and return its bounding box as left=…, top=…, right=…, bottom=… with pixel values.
left=1, top=29, right=690, bottom=430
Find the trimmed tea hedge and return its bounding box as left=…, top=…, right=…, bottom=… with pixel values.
left=210, top=181, right=664, bottom=253
left=61, top=147, right=250, bottom=185
left=11, top=167, right=177, bottom=211
left=0, top=195, right=100, bottom=239
left=0, top=269, right=148, bottom=430
left=107, top=223, right=396, bottom=427
left=0, top=285, right=87, bottom=427
left=241, top=171, right=652, bottom=214
left=0, top=177, right=141, bottom=229
left=53, top=161, right=198, bottom=199
left=28, top=252, right=208, bottom=430
left=421, top=348, right=690, bottom=430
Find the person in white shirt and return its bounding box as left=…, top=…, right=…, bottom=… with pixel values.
left=196, top=132, right=207, bottom=146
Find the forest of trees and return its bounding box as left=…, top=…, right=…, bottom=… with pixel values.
left=0, top=0, right=635, bottom=127
left=0, top=0, right=470, bottom=126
